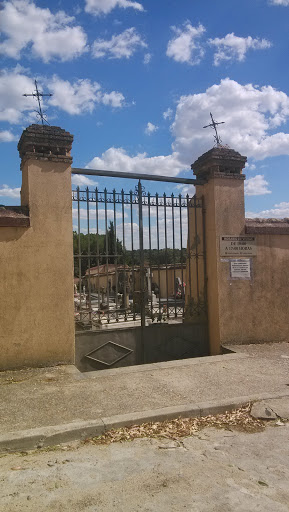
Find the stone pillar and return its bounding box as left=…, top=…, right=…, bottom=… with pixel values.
left=191, top=147, right=247, bottom=355
left=0, top=125, right=75, bottom=369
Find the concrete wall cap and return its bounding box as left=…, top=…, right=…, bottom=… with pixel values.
left=0, top=206, right=30, bottom=227
left=192, top=146, right=247, bottom=180
left=18, top=124, right=74, bottom=168
left=192, top=146, right=247, bottom=168
left=245, top=217, right=289, bottom=235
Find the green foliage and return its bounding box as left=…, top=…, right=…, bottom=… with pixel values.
left=73, top=221, right=123, bottom=277
left=125, top=248, right=186, bottom=266
left=73, top=224, right=186, bottom=277
left=107, top=221, right=123, bottom=261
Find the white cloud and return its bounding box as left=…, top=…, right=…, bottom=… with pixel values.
left=85, top=0, right=144, bottom=15
left=48, top=77, right=101, bottom=115
left=172, top=78, right=289, bottom=163
left=209, top=33, right=271, bottom=66
left=246, top=202, right=289, bottom=218
left=0, top=130, right=18, bottom=142
left=71, top=175, right=98, bottom=187
left=0, top=67, right=37, bottom=124
left=176, top=183, right=196, bottom=197
left=117, top=211, right=189, bottom=250
left=72, top=207, right=124, bottom=220
left=166, top=25, right=271, bottom=67
left=0, top=0, right=87, bottom=62
left=86, top=148, right=184, bottom=177
left=145, top=122, right=158, bottom=135
left=0, top=69, right=126, bottom=123
left=101, top=91, right=125, bottom=108
left=270, top=0, right=289, bottom=5
left=92, top=28, right=146, bottom=59
left=245, top=162, right=257, bottom=171
left=48, top=76, right=125, bottom=114
left=244, top=175, right=271, bottom=196
left=143, top=53, right=152, bottom=64
left=0, top=184, right=21, bottom=199
left=85, top=79, right=289, bottom=185
left=166, top=22, right=206, bottom=65
left=163, top=108, right=173, bottom=120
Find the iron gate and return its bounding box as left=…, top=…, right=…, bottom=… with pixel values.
left=72, top=169, right=208, bottom=371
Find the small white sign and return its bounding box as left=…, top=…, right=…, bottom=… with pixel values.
left=230, top=259, right=251, bottom=280
left=220, top=236, right=256, bottom=257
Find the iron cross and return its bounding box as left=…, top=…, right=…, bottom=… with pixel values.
left=203, top=112, right=225, bottom=145
left=23, top=79, right=52, bottom=125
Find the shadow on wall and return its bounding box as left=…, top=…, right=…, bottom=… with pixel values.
left=75, top=323, right=209, bottom=372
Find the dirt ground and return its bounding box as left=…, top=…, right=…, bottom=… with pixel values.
left=1, top=421, right=289, bottom=512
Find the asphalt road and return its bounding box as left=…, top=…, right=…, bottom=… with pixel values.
left=1, top=423, right=289, bottom=511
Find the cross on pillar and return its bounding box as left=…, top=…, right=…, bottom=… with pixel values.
left=23, top=79, right=52, bottom=125
left=203, top=112, right=225, bottom=145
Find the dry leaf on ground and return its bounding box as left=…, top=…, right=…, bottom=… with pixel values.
left=86, top=404, right=264, bottom=446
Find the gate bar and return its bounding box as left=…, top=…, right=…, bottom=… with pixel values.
left=137, top=180, right=146, bottom=329
left=72, top=168, right=204, bottom=185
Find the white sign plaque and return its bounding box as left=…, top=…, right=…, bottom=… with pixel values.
left=230, top=259, right=251, bottom=280
left=220, top=236, right=256, bottom=257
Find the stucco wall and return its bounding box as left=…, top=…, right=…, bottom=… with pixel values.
left=88, top=267, right=186, bottom=298
left=195, top=173, right=289, bottom=351
left=0, top=159, right=75, bottom=369
left=196, top=175, right=246, bottom=354
left=219, top=232, right=289, bottom=344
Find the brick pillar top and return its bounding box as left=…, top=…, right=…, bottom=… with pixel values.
left=191, top=146, right=247, bottom=181
left=18, top=124, right=74, bottom=169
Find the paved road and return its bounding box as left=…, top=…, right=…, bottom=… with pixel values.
left=1, top=423, right=289, bottom=511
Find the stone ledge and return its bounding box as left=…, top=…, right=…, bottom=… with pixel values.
left=246, top=218, right=289, bottom=235
left=208, top=171, right=246, bottom=180
left=0, top=206, right=30, bottom=227
left=20, top=152, right=73, bottom=165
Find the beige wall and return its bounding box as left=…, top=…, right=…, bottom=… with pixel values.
left=3, top=133, right=288, bottom=370
left=199, top=175, right=246, bottom=354
left=0, top=159, right=75, bottom=369
left=219, top=232, right=289, bottom=345
left=89, top=273, right=116, bottom=293
left=155, top=268, right=186, bottom=299
left=88, top=267, right=186, bottom=298
left=194, top=173, right=289, bottom=353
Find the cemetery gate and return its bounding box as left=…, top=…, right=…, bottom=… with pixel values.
left=72, top=168, right=209, bottom=371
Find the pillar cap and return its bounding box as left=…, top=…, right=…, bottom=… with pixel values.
left=191, top=146, right=247, bottom=181
left=18, top=124, right=73, bottom=169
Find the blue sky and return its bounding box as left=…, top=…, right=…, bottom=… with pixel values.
left=1, top=0, right=289, bottom=218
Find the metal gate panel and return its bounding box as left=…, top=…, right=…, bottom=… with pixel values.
left=72, top=172, right=207, bottom=369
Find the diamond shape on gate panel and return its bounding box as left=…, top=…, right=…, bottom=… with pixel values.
left=85, top=341, right=133, bottom=366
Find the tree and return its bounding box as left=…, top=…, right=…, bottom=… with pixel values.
left=73, top=222, right=123, bottom=277
left=107, top=221, right=123, bottom=263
